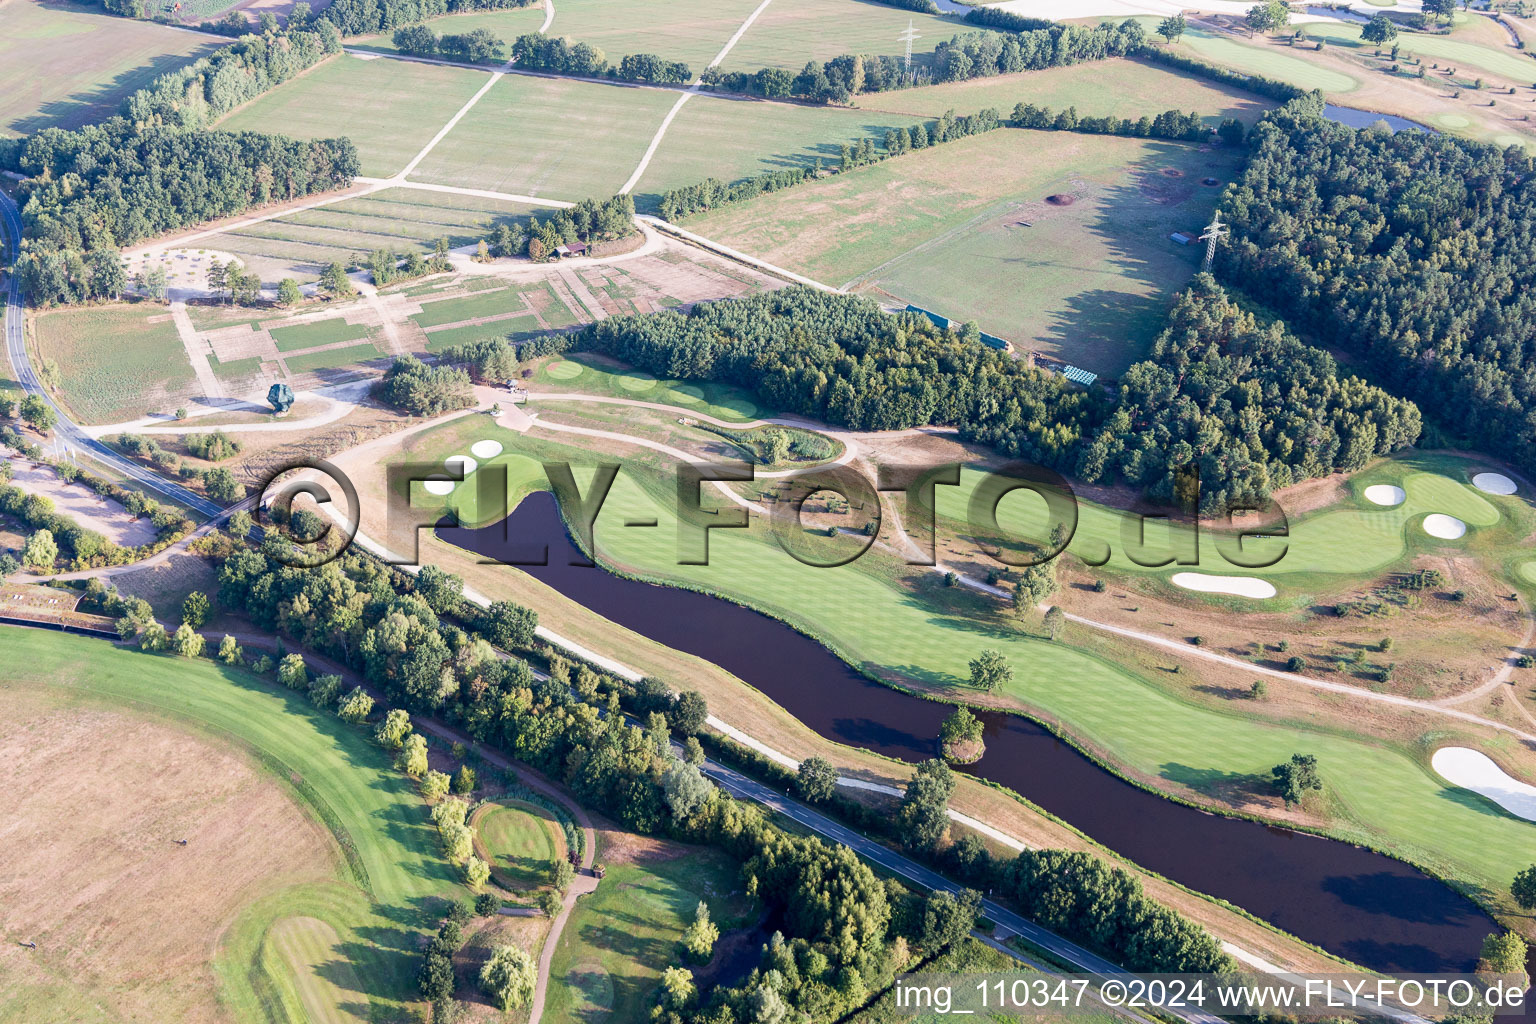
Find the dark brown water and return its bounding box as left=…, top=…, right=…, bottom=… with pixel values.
left=441, top=492, right=1493, bottom=973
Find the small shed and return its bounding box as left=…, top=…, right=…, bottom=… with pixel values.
left=1169, top=231, right=1194, bottom=246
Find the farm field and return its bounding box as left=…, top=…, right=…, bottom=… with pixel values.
left=0, top=0, right=221, bottom=138
left=633, top=96, right=920, bottom=206
left=414, top=422, right=1536, bottom=905
left=852, top=58, right=1278, bottom=125
left=543, top=842, right=754, bottom=1024
left=30, top=303, right=197, bottom=424
left=202, top=188, right=553, bottom=284
left=411, top=75, right=677, bottom=201
left=685, top=129, right=1242, bottom=375
left=719, top=0, right=986, bottom=73
left=216, top=55, right=491, bottom=177
left=0, top=629, right=464, bottom=1023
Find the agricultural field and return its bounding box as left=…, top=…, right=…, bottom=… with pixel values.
left=411, top=74, right=678, bottom=200
left=0, top=0, right=221, bottom=138
left=718, top=0, right=989, bottom=73
left=216, top=55, right=492, bottom=177
left=633, top=96, right=921, bottom=206
left=0, top=629, right=465, bottom=1023
left=853, top=57, right=1277, bottom=125
left=29, top=303, right=198, bottom=424
left=543, top=840, right=755, bottom=1024
left=685, top=128, right=1243, bottom=375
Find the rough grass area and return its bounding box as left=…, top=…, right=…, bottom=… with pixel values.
left=0, top=0, right=222, bottom=138
left=0, top=630, right=465, bottom=1023
left=269, top=319, right=370, bottom=352
left=685, top=129, right=1243, bottom=375
left=30, top=303, right=198, bottom=424
left=720, top=0, right=987, bottom=73
left=853, top=57, right=1278, bottom=125
left=543, top=841, right=755, bottom=1024
left=411, top=74, right=678, bottom=201
left=216, top=55, right=491, bottom=177
left=282, top=340, right=385, bottom=376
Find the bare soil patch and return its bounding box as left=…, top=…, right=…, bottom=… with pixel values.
left=8, top=461, right=158, bottom=546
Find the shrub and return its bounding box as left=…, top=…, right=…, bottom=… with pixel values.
left=337, top=686, right=374, bottom=723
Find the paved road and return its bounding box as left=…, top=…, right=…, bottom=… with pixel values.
left=0, top=191, right=225, bottom=519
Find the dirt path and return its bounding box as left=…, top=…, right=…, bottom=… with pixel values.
left=169, top=302, right=224, bottom=400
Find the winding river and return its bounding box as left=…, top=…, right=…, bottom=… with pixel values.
left=441, top=492, right=1492, bottom=973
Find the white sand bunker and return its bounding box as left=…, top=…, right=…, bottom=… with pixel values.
left=422, top=478, right=455, bottom=496
left=1422, top=513, right=1467, bottom=539
left=1170, top=572, right=1277, bottom=599
left=1432, top=747, right=1536, bottom=823
left=1473, top=472, right=1517, bottom=495
left=470, top=439, right=503, bottom=459
left=445, top=455, right=478, bottom=477
left=1364, top=484, right=1406, bottom=506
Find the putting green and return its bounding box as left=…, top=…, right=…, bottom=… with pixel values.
left=1494, top=134, right=1526, bottom=148
left=444, top=452, right=547, bottom=526
left=717, top=396, right=760, bottom=418
left=475, top=800, right=561, bottom=889
left=617, top=370, right=658, bottom=391
left=1519, top=562, right=1536, bottom=585
left=546, top=360, right=584, bottom=380
left=664, top=384, right=705, bottom=404
left=1436, top=113, right=1472, bottom=128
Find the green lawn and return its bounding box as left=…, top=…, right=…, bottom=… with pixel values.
left=1171, top=30, right=1360, bottom=94
left=720, top=0, right=987, bottom=73
left=411, top=75, right=677, bottom=201
left=853, top=57, right=1278, bottom=126
left=532, top=352, right=765, bottom=420
left=0, top=629, right=462, bottom=1023
left=31, top=304, right=197, bottom=424
left=0, top=0, right=221, bottom=137
left=216, top=55, right=492, bottom=177
left=475, top=800, right=562, bottom=889
left=420, top=422, right=1536, bottom=907
left=633, top=97, right=921, bottom=208
left=283, top=341, right=385, bottom=376
left=1302, top=20, right=1536, bottom=81
left=422, top=316, right=544, bottom=352
left=685, top=129, right=1243, bottom=375
left=412, top=286, right=533, bottom=329
left=543, top=847, right=754, bottom=1024
left=269, top=319, right=370, bottom=353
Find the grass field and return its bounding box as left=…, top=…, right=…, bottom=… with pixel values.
left=1173, top=30, right=1360, bottom=94
left=543, top=844, right=754, bottom=1024
left=633, top=97, right=920, bottom=208
left=1302, top=21, right=1536, bottom=82
left=0, top=0, right=221, bottom=137
left=412, top=285, right=534, bottom=329
left=283, top=340, right=386, bottom=376
left=533, top=352, right=765, bottom=420
left=721, top=0, right=987, bottom=73
left=423, top=316, right=544, bottom=351
left=30, top=304, right=197, bottom=424
left=685, top=129, right=1243, bottom=375
left=269, top=319, right=370, bottom=352
left=217, top=55, right=491, bottom=177
left=416, top=421, right=1536, bottom=906
left=0, top=628, right=463, bottom=1023
left=411, top=75, right=677, bottom=201
left=475, top=800, right=563, bottom=889
left=205, top=188, right=552, bottom=284
left=853, top=57, right=1278, bottom=126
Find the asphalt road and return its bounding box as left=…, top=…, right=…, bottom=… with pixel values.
left=0, top=190, right=225, bottom=519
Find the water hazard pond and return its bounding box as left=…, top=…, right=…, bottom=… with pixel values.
left=441, top=492, right=1492, bottom=973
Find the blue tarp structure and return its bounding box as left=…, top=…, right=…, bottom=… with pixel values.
left=903, top=305, right=1011, bottom=350
left=1059, top=365, right=1098, bottom=387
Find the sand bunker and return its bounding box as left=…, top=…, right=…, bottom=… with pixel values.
left=1363, top=484, right=1406, bottom=506
left=1472, top=472, right=1516, bottom=495
left=1170, top=572, right=1277, bottom=599
left=1431, top=747, right=1536, bottom=823
left=1422, top=513, right=1467, bottom=539
left=445, top=455, right=477, bottom=477
left=422, top=479, right=455, bottom=496
left=470, top=439, right=504, bottom=460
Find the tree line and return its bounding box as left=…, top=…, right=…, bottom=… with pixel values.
left=1010, top=101, right=1244, bottom=145
left=319, top=0, right=533, bottom=36
left=1218, top=97, right=1536, bottom=475
left=509, top=33, right=692, bottom=84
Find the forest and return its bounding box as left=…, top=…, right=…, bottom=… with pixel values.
left=566, top=283, right=1419, bottom=511
left=1220, top=98, right=1536, bottom=475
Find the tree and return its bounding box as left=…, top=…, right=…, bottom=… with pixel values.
left=795, top=755, right=838, bottom=802
left=968, top=648, right=1012, bottom=692
left=897, top=758, right=954, bottom=853
left=421, top=769, right=451, bottom=801
left=338, top=686, right=374, bottom=723
left=483, top=600, right=538, bottom=649
left=553, top=858, right=574, bottom=892
left=1250, top=679, right=1268, bottom=699
left=376, top=707, right=412, bottom=749
left=479, top=944, right=536, bottom=1010
left=660, top=966, right=696, bottom=1009
left=464, top=855, right=490, bottom=888
left=762, top=429, right=791, bottom=465
left=669, top=690, right=707, bottom=735
left=203, top=467, right=242, bottom=503
left=22, top=529, right=57, bottom=569
left=1013, top=559, right=1056, bottom=613
left=922, top=888, right=982, bottom=949
left=277, top=277, right=303, bottom=306
left=1422, top=0, right=1455, bottom=23
left=663, top=759, right=713, bottom=819
left=320, top=262, right=354, bottom=296
left=19, top=395, right=54, bottom=433
left=939, top=706, right=985, bottom=762
left=1157, top=13, right=1185, bottom=43
left=682, top=900, right=718, bottom=961
left=452, top=764, right=477, bottom=794
left=173, top=622, right=205, bottom=657
left=182, top=590, right=211, bottom=628
left=1361, top=13, right=1398, bottom=44
left=138, top=620, right=169, bottom=651
left=1044, top=604, right=1065, bottom=640
left=1245, top=0, right=1288, bottom=35
left=141, top=263, right=168, bottom=300
left=1512, top=865, right=1536, bottom=911
left=1480, top=931, right=1528, bottom=974
left=398, top=733, right=429, bottom=777
left=1272, top=753, right=1323, bottom=806
left=538, top=888, right=562, bottom=916
left=277, top=653, right=307, bottom=690
left=218, top=634, right=243, bottom=665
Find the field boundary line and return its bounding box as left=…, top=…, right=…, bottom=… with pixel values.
left=397, top=69, right=504, bottom=180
